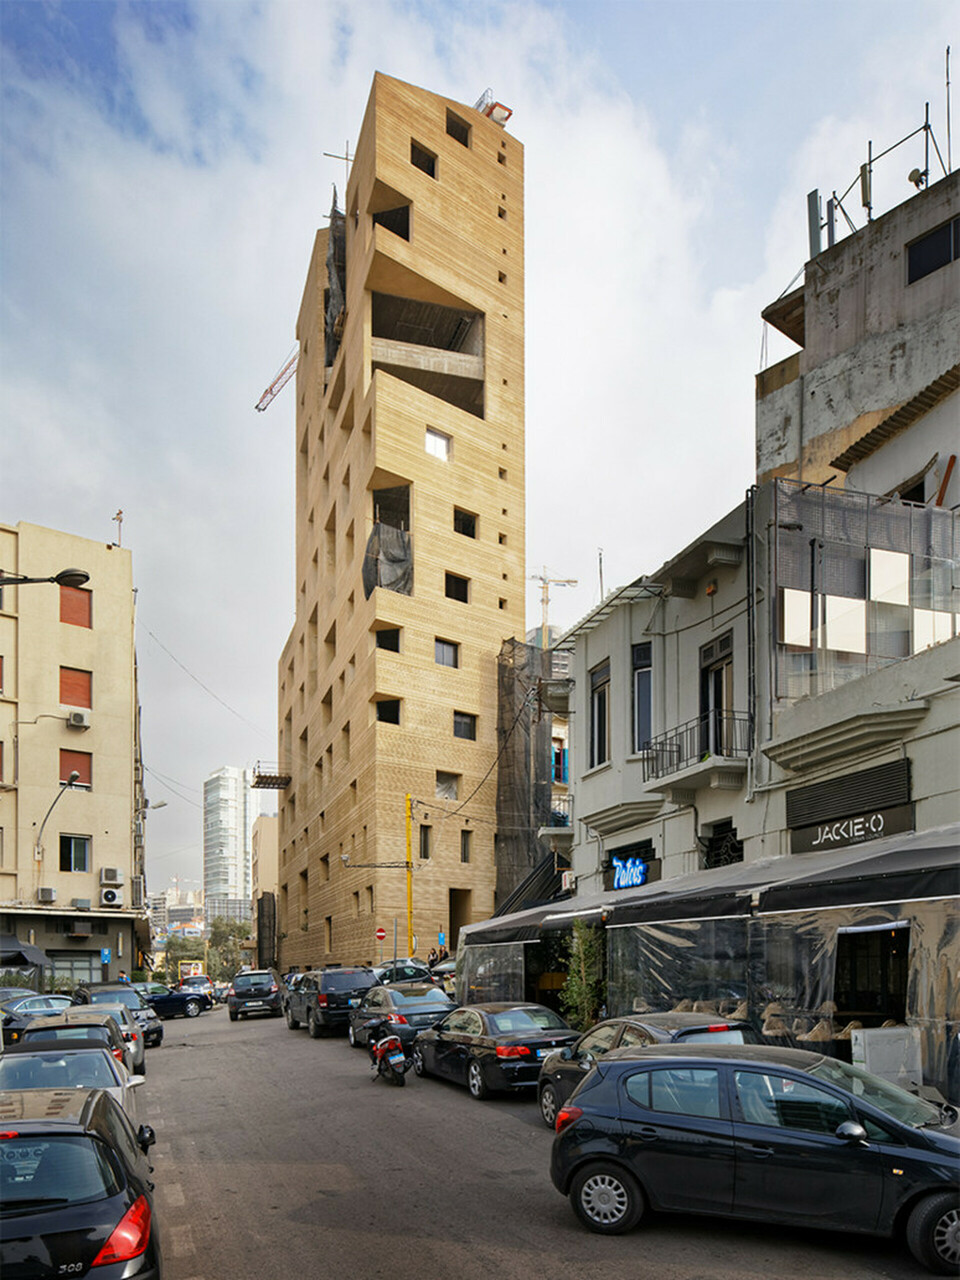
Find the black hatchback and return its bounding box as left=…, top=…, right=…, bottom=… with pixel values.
left=227, top=969, right=283, bottom=1021
left=0, top=1087, right=160, bottom=1279
left=550, top=1043, right=960, bottom=1274
left=537, top=1012, right=760, bottom=1128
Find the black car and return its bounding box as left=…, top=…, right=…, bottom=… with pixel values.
left=285, top=967, right=379, bottom=1037
left=134, top=981, right=209, bottom=1020
left=71, top=984, right=166, bottom=1045
left=413, top=1003, right=578, bottom=1100
left=347, top=983, right=455, bottom=1051
left=0, top=1087, right=160, bottom=1278
left=0, top=993, right=73, bottom=1045
left=227, top=969, right=283, bottom=1021
left=537, top=1012, right=760, bottom=1128
left=550, top=1043, right=960, bottom=1274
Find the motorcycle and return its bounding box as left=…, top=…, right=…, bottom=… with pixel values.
left=366, top=1017, right=411, bottom=1087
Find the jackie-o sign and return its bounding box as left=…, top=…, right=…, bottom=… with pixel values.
left=791, top=803, right=914, bottom=854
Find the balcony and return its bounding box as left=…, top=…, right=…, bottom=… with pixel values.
left=641, top=712, right=752, bottom=800
left=538, top=793, right=575, bottom=853
left=252, top=762, right=292, bottom=789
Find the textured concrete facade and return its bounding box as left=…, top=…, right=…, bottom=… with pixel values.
left=277, top=76, right=524, bottom=968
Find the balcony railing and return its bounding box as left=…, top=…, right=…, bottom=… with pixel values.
left=641, top=712, right=752, bottom=782
left=543, top=793, right=573, bottom=827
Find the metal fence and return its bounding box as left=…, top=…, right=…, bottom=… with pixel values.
left=641, top=712, right=753, bottom=781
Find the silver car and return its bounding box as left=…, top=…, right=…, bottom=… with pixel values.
left=61, top=1004, right=147, bottom=1075
left=0, top=1044, right=144, bottom=1119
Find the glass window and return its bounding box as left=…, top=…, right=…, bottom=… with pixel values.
left=436, top=771, right=460, bottom=799
left=0, top=1135, right=119, bottom=1206
left=589, top=662, right=610, bottom=767
left=445, top=573, right=469, bottom=603
left=625, top=1071, right=651, bottom=1109
left=460, top=829, right=471, bottom=863
left=435, top=639, right=459, bottom=668
left=632, top=643, right=652, bottom=750
left=577, top=1023, right=620, bottom=1057
left=419, top=825, right=431, bottom=860
left=453, top=509, right=477, bottom=538
left=734, top=1070, right=851, bottom=1133
left=650, top=1066, right=722, bottom=1119
left=425, top=427, right=450, bottom=459
left=59, top=835, right=90, bottom=873
left=453, top=711, right=477, bottom=740
left=619, top=1025, right=657, bottom=1049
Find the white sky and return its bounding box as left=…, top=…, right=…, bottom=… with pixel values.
left=2, top=0, right=955, bottom=888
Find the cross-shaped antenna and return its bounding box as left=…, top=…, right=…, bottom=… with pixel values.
left=112, top=509, right=124, bottom=547
left=323, top=141, right=354, bottom=192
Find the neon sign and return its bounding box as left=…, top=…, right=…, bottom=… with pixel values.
left=612, top=856, right=649, bottom=890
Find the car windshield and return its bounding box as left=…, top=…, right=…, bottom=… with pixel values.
left=24, top=1026, right=111, bottom=1045
left=233, top=973, right=272, bottom=991
left=90, top=990, right=146, bottom=1011
left=0, top=1050, right=117, bottom=1091
left=807, top=1055, right=942, bottom=1127
left=487, top=1008, right=570, bottom=1034
left=323, top=972, right=376, bottom=992
left=0, top=1135, right=120, bottom=1210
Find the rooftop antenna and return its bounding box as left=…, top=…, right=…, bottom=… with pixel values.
left=598, top=548, right=605, bottom=601
left=112, top=509, right=123, bottom=547
left=947, top=46, right=952, bottom=173
left=323, top=141, right=354, bottom=192
left=530, top=568, right=578, bottom=650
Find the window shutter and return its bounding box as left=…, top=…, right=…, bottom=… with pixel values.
left=60, top=667, right=92, bottom=707
left=60, top=749, right=92, bottom=786
left=60, top=586, right=92, bottom=627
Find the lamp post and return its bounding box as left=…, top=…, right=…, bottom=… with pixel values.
left=0, top=568, right=90, bottom=589
left=35, top=770, right=81, bottom=861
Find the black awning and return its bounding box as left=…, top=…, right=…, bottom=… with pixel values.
left=609, top=888, right=752, bottom=926
left=759, top=843, right=959, bottom=913
left=0, top=933, right=50, bottom=968
left=465, top=913, right=553, bottom=945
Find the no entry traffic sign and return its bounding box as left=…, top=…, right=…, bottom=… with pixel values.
left=375, top=927, right=387, bottom=942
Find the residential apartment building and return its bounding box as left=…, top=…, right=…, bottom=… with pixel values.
left=0, top=521, right=148, bottom=984
left=461, top=169, right=959, bottom=1096
left=203, top=765, right=258, bottom=922
left=273, top=74, right=525, bottom=969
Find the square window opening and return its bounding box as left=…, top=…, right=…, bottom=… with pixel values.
left=453, top=508, right=477, bottom=538
left=445, top=573, right=470, bottom=603
left=453, top=711, right=477, bottom=741
left=411, top=140, right=437, bottom=178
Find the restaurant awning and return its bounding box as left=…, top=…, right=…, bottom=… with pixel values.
left=0, top=933, right=51, bottom=968
left=758, top=840, right=959, bottom=913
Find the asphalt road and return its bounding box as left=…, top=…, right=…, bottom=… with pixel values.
left=145, top=1006, right=927, bottom=1280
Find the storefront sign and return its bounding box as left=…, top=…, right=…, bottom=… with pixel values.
left=603, top=846, right=662, bottom=893
left=791, top=802, right=914, bottom=854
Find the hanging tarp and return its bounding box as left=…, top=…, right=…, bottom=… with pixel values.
left=361, top=523, right=412, bottom=598
left=324, top=186, right=347, bottom=367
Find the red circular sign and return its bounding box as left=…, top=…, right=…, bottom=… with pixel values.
left=375, top=927, right=387, bottom=942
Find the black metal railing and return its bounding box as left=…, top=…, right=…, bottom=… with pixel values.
left=640, top=712, right=752, bottom=781
left=543, top=793, right=573, bottom=827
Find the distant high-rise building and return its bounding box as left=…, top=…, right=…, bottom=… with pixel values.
left=202, top=767, right=258, bottom=914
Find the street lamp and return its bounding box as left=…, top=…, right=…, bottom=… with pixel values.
left=35, top=770, right=81, bottom=861
left=0, top=568, right=90, bottom=589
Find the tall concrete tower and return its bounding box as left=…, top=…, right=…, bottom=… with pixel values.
left=203, top=766, right=258, bottom=922
left=276, top=75, right=524, bottom=967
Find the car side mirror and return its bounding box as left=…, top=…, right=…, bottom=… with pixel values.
left=559, top=1046, right=573, bottom=1061
left=137, top=1124, right=156, bottom=1153
left=836, top=1120, right=868, bottom=1144
left=129, top=1075, right=145, bottom=1088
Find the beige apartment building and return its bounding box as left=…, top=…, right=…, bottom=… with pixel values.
left=273, top=74, right=524, bottom=969
left=0, top=521, right=148, bottom=984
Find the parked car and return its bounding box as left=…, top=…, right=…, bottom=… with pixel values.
left=177, top=974, right=215, bottom=1002
left=71, top=983, right=167, bottom=1043
left=133, top=979, right=207, bottom=1020
left=550, top=1043, right=960, bottom=1274
left=281, top=972, right=305, bottom=1014
left=373, top=960, right=441, bottom=987
left=537, top=1013, right=761, bottom=1128
left=0, top=1088, right=160, bottom=1278
left=0, top=1041, right=145, bottom=1119
left=285, top=967, right=379, bottom=1037
left=60, top=1003, right=149, bottom=1075
left=0, top=993, right=73, bottom=1045
left=227, top=969, right=283, bottom=1021
left=19, top=1012, right=134, bottom=1074
left=0, top=987, right=38, bottom=1004
left=431, top=958, right=458, bottom=997
left=347, top=983, right=455, bottom=1051
left=413, top=1003, right=578, bottom=1099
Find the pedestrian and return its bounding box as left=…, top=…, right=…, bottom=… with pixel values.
left=437, top=944, right=449, bottom=964
left=118, top=970, right=129, bottom=983
left=427, top=947, right=439, bottom=969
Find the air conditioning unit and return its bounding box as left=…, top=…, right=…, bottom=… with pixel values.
left=100, top=886, right=124, bottom=908
left=100, top=867, right=124, bottom=886
left=561, top=870, right=576, bottom=892
left=71, top=898, right=92, bottom=910
left=67, top=919, right=92, bottom=937
left=37, top=886, right=57, bottom=904
left=66, top=709, right=91, bottom=729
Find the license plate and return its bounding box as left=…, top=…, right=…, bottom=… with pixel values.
left=388, top=1053, right=405, bottom=1066
left=349, top=998, right=360, bottom=1007
left=246, top=1001, right=264, bottom=1007
left=537, top=1048, right=555, bottom=1058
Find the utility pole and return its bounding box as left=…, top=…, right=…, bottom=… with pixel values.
left=530, top=568, right=578, bottom=650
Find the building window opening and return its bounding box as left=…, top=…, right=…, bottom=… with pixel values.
left=376, top=628, right=401, bottom=652
left=589, top=662, right=610, bottom=768
left=907, top=216, right=959, bottom=284
left=453, top=508, right=477, bottom=538
left=445, top=573, right=469, bottom=603
left=60, top=834, right=90, bottom=873
left=410, top=140, right=437, bottom=178
left=632, top=642, right=652, bottom=752
left=372, top=486, right=409, bottom=531
left=435, top=638, right=459, bottom=668
left=460, top=829, right=472, bottom=863
left=699, top=632, right=734, bottom=756
left=453, top=711, right=477, bottom=741
left=446, top=110, right=471, bottom=147
left=372, top=205, right=410, bottom=241
left=419, top=825, right=432, bottom=859
left=436, top=770, right=460, bottom=800
left=700, top=819, right=743, bottom=870
left=376, top=699, right=401, bottom=724
left=834, top=924, right=909, bottom=1026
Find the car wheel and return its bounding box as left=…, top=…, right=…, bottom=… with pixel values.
left=906, top=1191, right=960, bottom=1275
left=412, top=1046, right=426, bottom=1077
left=185, top=999, right=201, bottom=1018
left=539, top=1082, right=560, bottom=1129
left=570, top=1162, right=644, bottom=1235
left=307, top=1010, right=322, bottom=1039
left=348, top=1023, right=359, bottom=1048
left=136, top=1060, right=146, bottom=1077
left=286, top=1006, right=300, bottom=1031
left=228, top=1009, right=238, bottom=1022
left=467, top=1059, right=489, bottom=1100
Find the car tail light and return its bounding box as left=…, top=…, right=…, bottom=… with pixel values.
left=270, top=983, right=278, bottom=993
left=387, top=1013, right=409, bottom=1024
left=0, top=1131, right=20, bottom=1139
left=495, top=1044, right=531, bottom=1058
left=226, top=986, right=235, bottom=997
left=706, top=1024, right=730, bottom=1032
left=555, top=1105, right=583, bottom=1135
left=92, top=1194, right=151, bottom=1267
left=316, top=994, right=328, bottom=1007
left=112, top=1048, right=125, bottom=1063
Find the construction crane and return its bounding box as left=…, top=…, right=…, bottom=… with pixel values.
left=530, top=568, right=578, bottom=650
left=255, top=346, right=298, bottom=412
